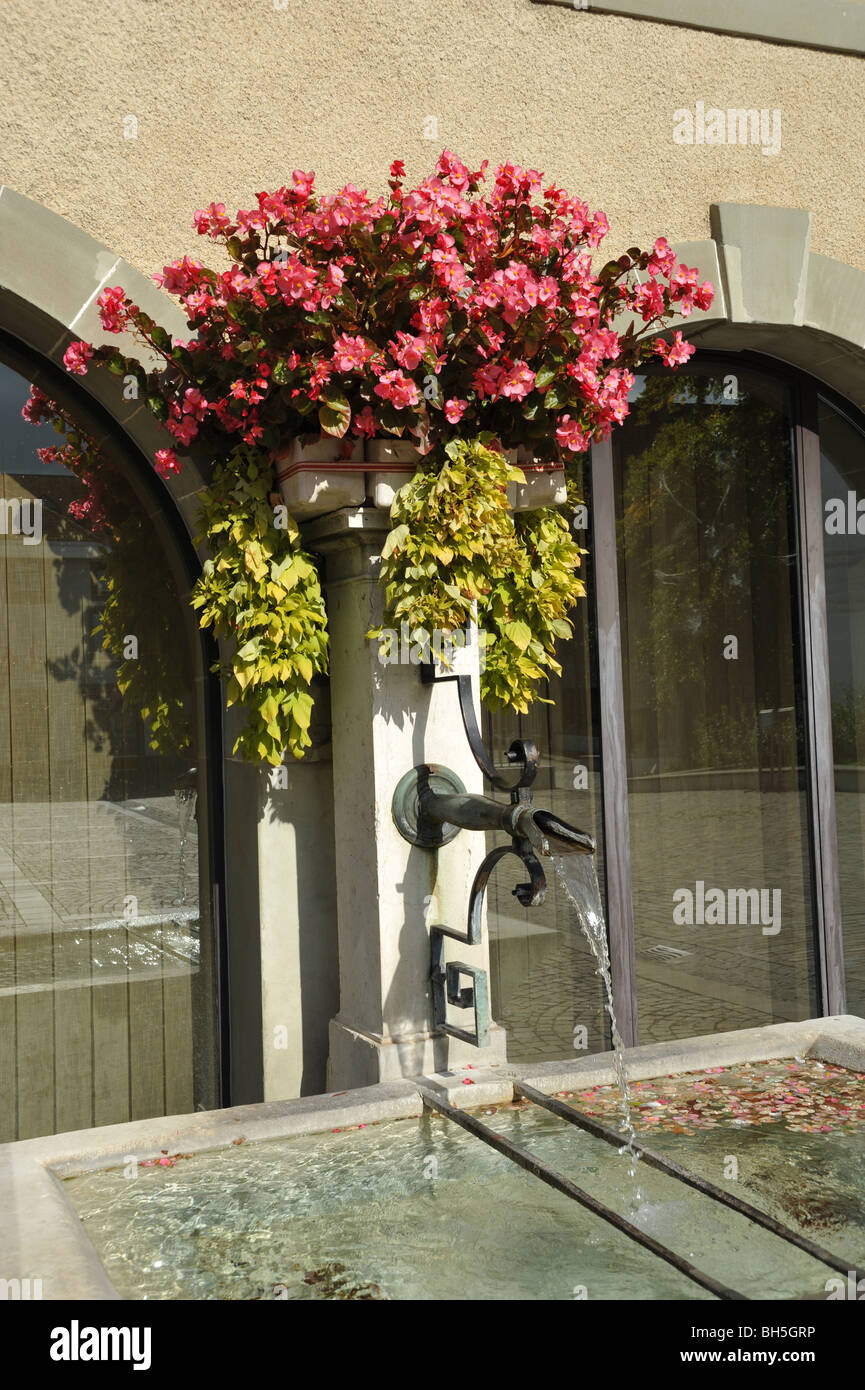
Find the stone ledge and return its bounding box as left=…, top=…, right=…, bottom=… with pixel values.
left=530, top=0, right=865, bottom=56
left=511, top=1015, right=865, bottom=1094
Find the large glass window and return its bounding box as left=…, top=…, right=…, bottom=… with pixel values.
left=820, top=396, right=865, bottom=1017
left=613, top=364, right=820, bottom=1043
left=0, top=354, right=220, bottom=1141
left=476, top=358, right=865, bottom=1059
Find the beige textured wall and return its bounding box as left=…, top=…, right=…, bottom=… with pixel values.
left=3, top=0, right=864, bottom=281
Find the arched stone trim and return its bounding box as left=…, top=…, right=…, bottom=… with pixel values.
left=0, top=185, right=207, bottom=548
left=668, top=202, right=865, bottom=412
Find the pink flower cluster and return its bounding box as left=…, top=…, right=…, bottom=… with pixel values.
left=59, top=152, right=713, bottom=468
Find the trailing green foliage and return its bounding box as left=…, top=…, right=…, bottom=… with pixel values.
left=373, top=436, right=523, bottom=639
left=482, top=505, right=586, bottom=713
left=373, top=436, right=586, bottom=713
left=192, top=446, right=328, bottom=764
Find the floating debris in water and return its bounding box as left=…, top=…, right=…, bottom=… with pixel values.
left=300, top=1262, right=385, bottom=1300
left=139, top=1152, right=195, bottom=1168
left=552, top=1058, right=865, bottom=1136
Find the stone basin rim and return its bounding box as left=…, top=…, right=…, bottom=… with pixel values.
left=2, top=1015, right=863, bottom=1301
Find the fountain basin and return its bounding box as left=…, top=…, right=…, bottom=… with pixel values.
left=2, top=1016, right=864, bottom=1300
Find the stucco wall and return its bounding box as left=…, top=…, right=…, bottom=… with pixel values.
left=3, top=0, right=864, bottom=281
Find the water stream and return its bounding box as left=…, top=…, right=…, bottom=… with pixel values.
left=552, top=853, right=641, bottom=1181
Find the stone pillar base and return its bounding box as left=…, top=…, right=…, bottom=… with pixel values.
left=327, top=1016, right=508, bottom=1091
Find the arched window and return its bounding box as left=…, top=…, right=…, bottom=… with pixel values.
left=0, top=341, right=223, bottom=1141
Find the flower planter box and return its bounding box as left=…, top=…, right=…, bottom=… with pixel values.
left=365, top=439, right=421, bottom=510
left=511, top=464, right=568, bottom=512
left=274, top=436, right=566, bottom=519
left=274, top=435, right=365, bottom=518
left=504, top=448, right=567, bottom=512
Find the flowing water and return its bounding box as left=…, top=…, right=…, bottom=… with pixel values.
left=173, top=785, right=197, bottom=908
left=64, top=1065, right=865, bottom=1301
left=552, top=852, right=640, bottom=1180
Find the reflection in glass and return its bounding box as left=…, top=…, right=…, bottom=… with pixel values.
left=0, top=360, right=219, bottom=1142
left=819, top=397, right=865, bottom=1016
left=615, top=366, right=818, bottom=1043
left=486, top=458, right=608, bottom=1063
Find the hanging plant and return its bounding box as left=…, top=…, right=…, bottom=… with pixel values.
left=191, top=445, right=327, bottom=764
left=52, top=151, right=713, bottom=758
left=372, top=436, right=585, bottom=711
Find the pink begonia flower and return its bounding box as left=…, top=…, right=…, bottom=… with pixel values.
left=670, top=264, right=698, bottom=293
left=498, top=361, right=536, bottom=401
left=154, top=257, right=203, bottom=295
left=412, top=297, right=449, bottom=334
left=436, top=149, right=472, bottom=192
left=63, top=341, right=93, bottom=375
left=275, top=257, right=319, bottom=303
left=569, top=294, right=599, bottom=334
left=556, top=414, right=590, bottom=453
left=389, top=331, right=427, bottom=372
left=182, top=388, right=209, bottom=420
left=184, top=288, right=214, bottom=318
left=332, top=334, right=374, bottom=375
left=257, top=189, right=290, bottom=223
left=390, top=159, right=406, bottom=181
left=584, top=210, right=610, bottom=247
left=373, top=371, right=420, bottom=410
left=235, top=207, right=267, bottom=234
left=648, top=236, right=677, bottom=279
left=473, top=363, right=505, bottom=398
left=321, top=262, right=346, bottom=310
left=96, top=286, right=128, bottom=334
left=166, top=416, right=199, bottom=446
left=444, top=398, right=468, bottom=424
left=694, top=281, right=715, bottom=311
left=350, top=404, right=377, bottom=437
left=653, top=331, right=695, bottom=367
left=308, top=358, right=333, bottom=402
left=584, top=328, right=621, bottom=361
left=193, top=202, right=232, bottom=238
left=21, top=386, right=52, bottom=424
left=292, top=170, right=315, bottom=198
left=474, top=322, right=504, bottom=361
left=154, top=449, right=180, bottom=479
left=632, top=280, right=666, bottom=323
left=537, top=275, right=560, bottom=308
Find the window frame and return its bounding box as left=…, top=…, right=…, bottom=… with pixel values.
left=590, top=349, right=862, bottom=1042
left=0, top=326, right=232, bottom=1111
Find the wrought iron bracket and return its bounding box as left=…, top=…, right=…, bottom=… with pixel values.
left=413, top=644, right=561, bottom=1050
left=421, top=658, right=539, bottom=797
left=430, top=928, right=490, bottom=1047
left=428, top=841, right=547, bottom=1047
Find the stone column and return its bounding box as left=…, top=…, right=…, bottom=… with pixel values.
left=305, top=505, right=506, bottom=1089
